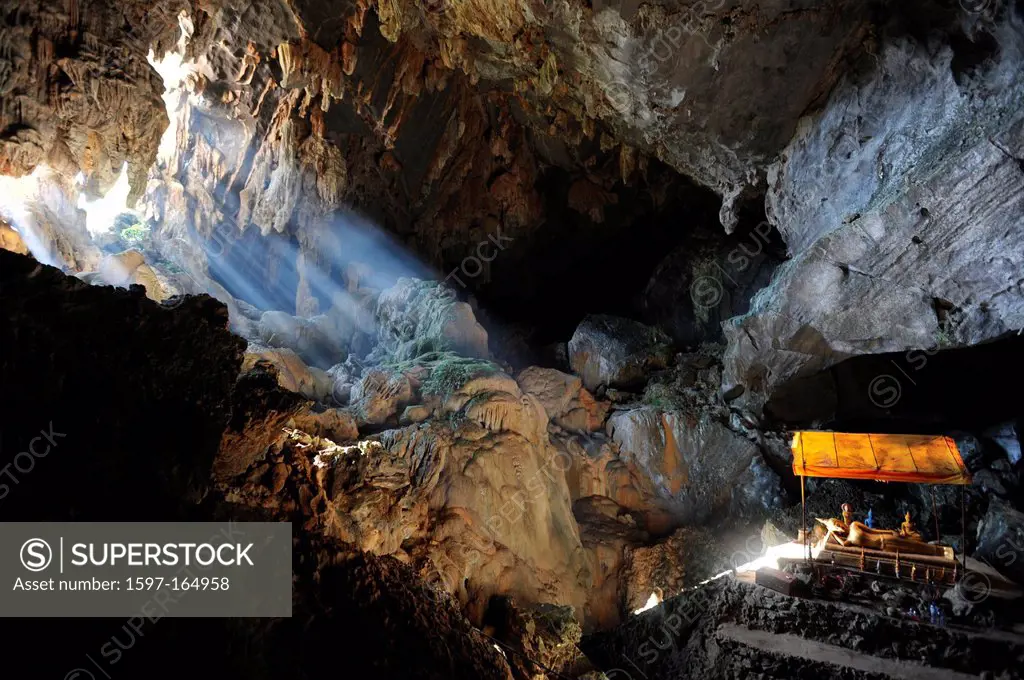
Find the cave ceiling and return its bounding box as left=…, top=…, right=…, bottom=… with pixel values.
left=2, top=0, right=877, bottom=228
left=1, top=0, right=1021, bottom=410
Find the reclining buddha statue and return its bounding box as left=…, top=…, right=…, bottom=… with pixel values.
left=816, top=509, right=946, bottom=558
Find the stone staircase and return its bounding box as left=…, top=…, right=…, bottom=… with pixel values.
left=712, top=622, right=975, bottom=679
left=581, top=577, right=1024, bottom=679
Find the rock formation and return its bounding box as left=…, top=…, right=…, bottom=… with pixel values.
left=723, top=9, right=1024, bottom=414
left=0, top=249, right=514, bottom=680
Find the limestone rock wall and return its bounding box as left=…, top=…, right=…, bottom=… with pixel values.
left=0, top=0, right=180, bottom=199
left=723, top=9, right=1024, bottom=413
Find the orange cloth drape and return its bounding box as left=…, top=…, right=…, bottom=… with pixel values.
left=791, top=432, right=971, bottom=485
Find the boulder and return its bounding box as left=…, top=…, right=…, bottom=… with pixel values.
left=129, top=262, right=171, bottom=301
left=97, top=249, right=146, bottom=286
left=984, top=421, right=1022, bottom=466
left=400, top=404, right=433, bottom=424
left=606, top=406, right=762, bottom=525
left=974, top=498, right=1024, bottom=586
left=374, top=278, right=488, bottom=361
left=242, top=345, right=333, bottom=402
left=94, top=249, right=169, bottom=301
left=326, top=355, right=365, bottom=405
left=516, top=366, right=582, bottom=419
left=568, top=315, right=673, bottom=392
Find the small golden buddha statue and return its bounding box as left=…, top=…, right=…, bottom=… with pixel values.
left=841, top=503, right=853, bottom=529
left=900, top=511, right=922, bottom=540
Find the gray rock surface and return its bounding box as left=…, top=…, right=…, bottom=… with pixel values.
left=605, top=406, right=770, bottom=524
left=985, top=420, right=1022, bottom=465
left=975, top=497, right=1024, bottom=585
left=569, top=315, right=673, bottom=392
left=730, top=454, right=785, bottom=518
left=724, top=18, right=1024, bottom=412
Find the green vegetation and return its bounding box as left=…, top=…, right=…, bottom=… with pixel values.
left=642, top=382, right=687, bottom=411
left=379, top=350, right=500, bottom=397
left=119, top=222, right=150, bottom=246
left=934, top=322, right=957, bottom=349
left=421, top=354, right=500, bottom=396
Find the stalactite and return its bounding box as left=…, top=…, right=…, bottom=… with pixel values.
left=67, top=0, right=79, bottom=34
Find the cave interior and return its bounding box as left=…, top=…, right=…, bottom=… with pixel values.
left=1, top=0, right=1023, bottom=678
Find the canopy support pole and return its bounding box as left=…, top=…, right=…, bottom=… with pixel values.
left=801, top=473, right=808, bottom=561
left=961, top=483, right=967, bottom=579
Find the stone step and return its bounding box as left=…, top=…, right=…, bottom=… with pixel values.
left=725, top=579, right=1024, bottom=676
left=580, top=578, right=1024, bottom=679
left=715, top=622, right=977, bottom=680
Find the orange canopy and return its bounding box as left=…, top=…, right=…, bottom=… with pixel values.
left=791, top=432, right=971, bottom=485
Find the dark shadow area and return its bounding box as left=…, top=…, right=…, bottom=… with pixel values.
left=469, top=162, right=783, bottom=365
left=473, top=161, right=720, bottom=347
left=766, top=332, right=1024, bottom=433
